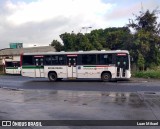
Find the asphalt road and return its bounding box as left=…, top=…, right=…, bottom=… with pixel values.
left=1, top=75, right=160, bottom=129
left=0, top=75, right=160, bottom=92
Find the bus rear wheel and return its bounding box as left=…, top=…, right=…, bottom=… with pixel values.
left=48, top=72, right=57, bottom=82
left=101, top=72, right=111, bottom=82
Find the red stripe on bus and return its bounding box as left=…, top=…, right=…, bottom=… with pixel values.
left=117, top=53, right=126, bottom=56
left=83, top=65, right=111, bottom=68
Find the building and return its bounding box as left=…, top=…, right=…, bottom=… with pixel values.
left=0, top=46, right=56, bottom=73
left=10, top=43, right=23, bottom=49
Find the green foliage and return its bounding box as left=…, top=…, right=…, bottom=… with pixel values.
left=50, top=40, right=63, bottom=52
left=137, top=52, right=145, bottom=70
left=134, top=70, right=160, bottom=78
left=59, top=27, right=132, bottom=51
left=128, top=9, right=160, bottom=34
left=128, top=9, right=160, bottom=69
left=50, top=8, right=160, bottom=71
left=60, top=33, right=77, bottom=51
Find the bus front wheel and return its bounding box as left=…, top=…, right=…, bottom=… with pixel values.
left=48, top=72, right=57, bottom=82
left=101, top=72, right=111, bottom=82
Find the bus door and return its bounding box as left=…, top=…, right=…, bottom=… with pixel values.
left=67, top=55, right=77, bottom=78
left=116, top=53, right=128, bottom=78
left=13, top=62, right=20, bottom=74
left=34, top=56, right=44, bottom=77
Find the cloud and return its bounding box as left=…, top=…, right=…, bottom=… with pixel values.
left=0, top=16, right=70, bottom=47
left=0, top=0, right=159, bottom=49
left=105, top=0, right=160, bottom=27
left=0, top=0, right=113, bottom=48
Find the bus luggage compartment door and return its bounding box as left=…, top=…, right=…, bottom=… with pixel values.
left=67, top=56, right=77, bottom=78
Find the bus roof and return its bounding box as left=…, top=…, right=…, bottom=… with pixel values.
left=22, top=50, right=129, bottom=55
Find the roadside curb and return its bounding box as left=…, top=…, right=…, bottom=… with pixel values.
left=130, top=77, right=160, bottom=82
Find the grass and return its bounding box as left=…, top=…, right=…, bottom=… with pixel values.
left=134, top=70, right=160, bottom=79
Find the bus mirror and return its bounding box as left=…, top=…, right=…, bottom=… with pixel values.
left=73, top=63, right=76, bottom=67
left=68, top=63, right=71, bottom=67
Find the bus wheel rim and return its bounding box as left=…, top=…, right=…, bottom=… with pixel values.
left=104, top=74, right=109, bottom=80
left=51, top=74, right=56, bottom=80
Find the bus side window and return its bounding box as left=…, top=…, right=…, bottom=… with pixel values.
left=36, top=59, right=39, bottom=66
left=59, top=56, right=65, bottom=65
left=82, top=54, right=96, bottom=65
left=17, top=62, right=20, bottom=67
left=13, top=63, right=16, bottom=67
left=52, top=56, right=59, bottom=65
left=23, top=56, right=34, bottom=65
left=68, top=58, right=71, bottom=67
left=77, top=55, right=82, bottom=65
left=107, top=54, right=112, bottom=64
left=45, top=56, right=52, bottom=65
left=6, top=62, right=13, bottom=67
left=40, top=58, right=44, bottom=66
left=98, top=54, right=112, bottom=65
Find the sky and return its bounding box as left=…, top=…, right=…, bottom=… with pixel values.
left=0, top=0, right=160, bottom=49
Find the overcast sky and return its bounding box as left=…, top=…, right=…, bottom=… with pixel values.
left=0, top=0, right=159, bottom=49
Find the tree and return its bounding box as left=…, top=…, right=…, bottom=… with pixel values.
left=128, top=9, right=160, bottom=69
left=58, top=27, right=132, bottom=51
left=60, top=32, right=78, bottom=51
left=102, top=27, right=132, bottom=50
left=137, top=52, right=145, bottom=71
left=128, top=9, right=160, bottom=34
left=87, top=32, right=103, bottom=50
left=50, top=40, right=63, bottom=52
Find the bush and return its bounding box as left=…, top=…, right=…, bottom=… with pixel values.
left=134, top=70, right=160, bottom=78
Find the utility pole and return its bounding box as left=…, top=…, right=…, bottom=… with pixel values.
left=81, top=26, right=92, bottom=33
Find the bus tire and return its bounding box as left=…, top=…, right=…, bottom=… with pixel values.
left=101, top=72, right=111, bottom=82
left=48, top=72, right=57, bottom=82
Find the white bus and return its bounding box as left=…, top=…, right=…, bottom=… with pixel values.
left=21, top=50, right=131, bottom=81
left=5, top=61, right=21, bottom=74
